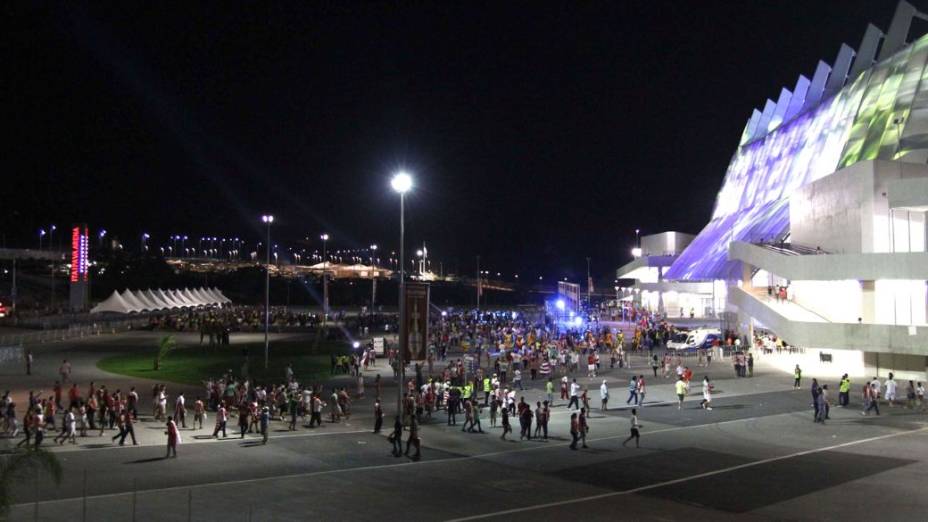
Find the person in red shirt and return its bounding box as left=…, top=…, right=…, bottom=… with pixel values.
left=165, top=418, right=180, bottom=458
left=68, top=384, right=80, bottom=410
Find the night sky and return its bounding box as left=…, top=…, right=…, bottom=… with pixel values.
left=3, top=1, right=910, bottom=282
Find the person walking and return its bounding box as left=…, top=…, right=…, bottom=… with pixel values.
left=260, top=406, right=270, bottom=444
left=404, top=416, right=421, bottom=460
left=599, top=380, right=609, bottom=411
left=626, top=376, right=639, bottom=406
left=568, top=379, right=580, bottom=410
left=811, top=378, right=821, bottom=419
left=700, top=376, right=713, bottom=411
left=545, top=378, right=555, bottom=407
left=165, top=418, right=180, bottom=458
left=815, top=385, right=829, bottom=423
left=389, top=416, right=403, bottom=457
left=651, top=354, right=659, bottom=377
left=174, top=392, right=186, bottom=428
left=117, top=409, right=138, bottom=446
left=569, top=412, right=579, bottom=450
left=239, top=402, right=251, bottom=438
left=373, top=398, right=384, bottom=433
left=539, top=400, right=550, bottom=440
left=578, top=408, right=589, bottom=448
left=637, top=375, right=647, bottom=407
left=884, top=373, right=897, bottom=408
left=500, top=405, right=512, bottom=440
left=862, top=381, right=880, bottom=416
left=622, top=408, right=641, bottom=448
left=675, top=376, right=687, bottom=410
left=212, top=403, right=228, bottom=438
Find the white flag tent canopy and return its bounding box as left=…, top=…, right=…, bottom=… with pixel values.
left=90, top=287, right=232, bottom=314
left=90, top=291, right=136, bottom=314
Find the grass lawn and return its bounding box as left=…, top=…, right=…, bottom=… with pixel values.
left=97, top=336, right=351, bottom=386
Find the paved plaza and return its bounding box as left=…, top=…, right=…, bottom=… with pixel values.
left=2, top=329, right=927, bottom=521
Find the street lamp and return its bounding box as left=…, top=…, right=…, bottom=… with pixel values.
left=321, top=233, right=330, bottom=325
left=370, top=244, right=378, bottom=323
left=142, top=233, right=150, bottom=252
left=262, top=214, right=274, bottom=369
left=38, top=228, right=46, bottom=250
left=391, top=170, right=412, bottom=422
left=98, top=229, right=107, bottom=248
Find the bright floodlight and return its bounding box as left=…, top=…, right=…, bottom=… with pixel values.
left=370, top=244, right=378, bottom=251
left=352, top=341, right=360, bottom=349
left=391, top=171, right=413, bottom=193
left=416, top=249, right=423, bottom=257
left=321, top=233, right=329, bottom=241
left=261, top=215, right=274, bottom=223
left=631, top=247, right=643, bottom=258
left=511, top=311, right=517, bottom=320
left=574, top=316, right=583, bottom=326
left=555, top=299, right=566, bottom=311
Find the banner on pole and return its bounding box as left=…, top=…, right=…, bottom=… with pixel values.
left=402, top=282, right=430, bottom=361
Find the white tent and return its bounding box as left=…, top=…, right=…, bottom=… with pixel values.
left=164, top=290, right=196, bottom=308
left=142, top=289, right=172, bottom=310
left=181, top=288, right=206, bottom=306
left=120, top=289, right=148, bottom=312
left=212, top=287, right=232, bottom=304
left=90, top=287, right=232, bottom=314
left=90, top=291, right=136, bottom=314
left=191, top=287, right=215, bottom=305
left=132, top=290, right=162, bottom=311
left=154, top=289, right=183, bottom=309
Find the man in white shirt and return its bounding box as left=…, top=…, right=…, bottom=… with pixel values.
left=568, top=379, right=581, bottom=410
left=884, top=373, right=897, bottom=407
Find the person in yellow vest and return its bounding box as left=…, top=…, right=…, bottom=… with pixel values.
left=838, top=374, right=851, bottom=407
left=483, top=377, right=492, bottom=406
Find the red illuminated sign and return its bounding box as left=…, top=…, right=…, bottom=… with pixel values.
left=70, top=225, right=88, bottom=283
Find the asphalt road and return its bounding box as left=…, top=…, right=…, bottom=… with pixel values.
left=4, top=331, right=928, bottom=521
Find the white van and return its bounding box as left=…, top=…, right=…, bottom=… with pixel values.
left=668, top=328, right=721, bottom=352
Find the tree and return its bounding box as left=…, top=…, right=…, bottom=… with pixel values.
left=154, top=335, right=177, bottom=370
left=0, top=449, right=63, bottom=517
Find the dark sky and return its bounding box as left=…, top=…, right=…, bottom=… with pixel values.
left=3, top=1, right=912, bottom=281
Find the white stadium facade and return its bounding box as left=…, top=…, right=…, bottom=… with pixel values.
left=618, top=1, right=928, bottom=381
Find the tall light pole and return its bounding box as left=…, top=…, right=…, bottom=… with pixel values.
left=391, top=171, right=412, bottom=422
left=321, top=233, right=330, bottom=325
left=370, top=244, right=378, bottom=323
left=635, top=228, right=641, bottom=247
left=49, top=225, right=56, bottom=251
left=586, top=257, right=591, bottom=309
left=142, top=233, right=150, bottom=253
left=38, top=228, right=46, bottom=250
left=262, top=214, right=274, bottom=369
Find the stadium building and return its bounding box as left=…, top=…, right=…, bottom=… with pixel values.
left=619, top=1, right=928, bottom=380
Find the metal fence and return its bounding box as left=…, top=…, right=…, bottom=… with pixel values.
left=0, top=318, right=151, bottom=349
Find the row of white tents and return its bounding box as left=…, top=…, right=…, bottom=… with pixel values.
left=90, top=287, right=232, bottom=314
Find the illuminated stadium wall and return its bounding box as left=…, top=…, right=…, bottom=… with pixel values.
left=667, top=31, right=928, bottom=281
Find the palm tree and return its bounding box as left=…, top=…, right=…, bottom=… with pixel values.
left=154, top=335, right=177, bottom=370
left=0, top=449, right=63, bottom=517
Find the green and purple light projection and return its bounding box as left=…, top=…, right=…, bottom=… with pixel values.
left=667, top=32, right=928, bottom=281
